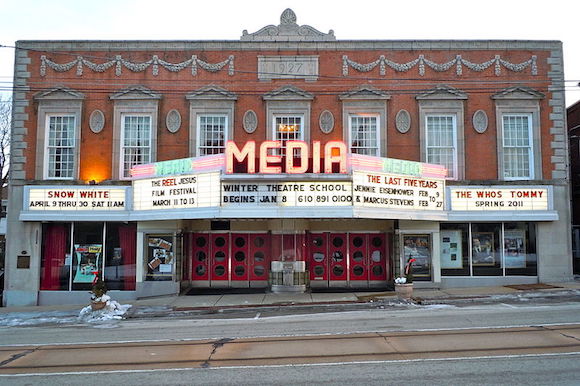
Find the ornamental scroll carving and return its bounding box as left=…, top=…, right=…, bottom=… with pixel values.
left=319, top=110, right=334, bottom=134
left=395, top=110, right=411, bottom=134
left=40, top=54, right=235, bottom=77
left=472, top=110, right=489, bottom=134
left=89, top=110, right=105, bottom=133
left=243, top=110, right=258, bottom=134
left=342, top=54, right=537, bottom=77
left=166, top=109, right=181, bottom=133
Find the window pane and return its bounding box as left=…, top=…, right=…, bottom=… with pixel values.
left=40, top=223, right=71, bottom=290
left=199, top=115, right=227, bottom=155
left=274, top=115, right=303, bottom=156
left=440, top=223, right=470, bottom=276
left=472, top=223, right=502, bottom=276
left=502, top=115, right=532, bottom=179
left=350, top=115, right=378, bottom=156
left=47, top=116, right=75, bottom=178
left=504, top=222, right=537, bottom=276
left=426, top=115, right=456, bottom=179
left=105, top=223, right=137, bottom=290
left=122, top=116, right=152, bottom=177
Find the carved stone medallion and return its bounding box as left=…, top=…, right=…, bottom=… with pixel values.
left=319, top=110, right=334, bottom=134
left=473, top=110, right=488, bottom=133
left=166, top=109, right=181, bottom=133
left=395, top=109, right=411, bottom=133
left=243, top=110, right=258, bottom=133
left=89, top=109, right=105, bottom=133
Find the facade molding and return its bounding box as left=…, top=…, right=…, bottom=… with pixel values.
left=40, top=54, right=235, bottom=77
left=241, top=8, right=335, bottom=42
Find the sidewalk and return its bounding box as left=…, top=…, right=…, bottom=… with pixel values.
left=1, top=281, right=580, bottom=318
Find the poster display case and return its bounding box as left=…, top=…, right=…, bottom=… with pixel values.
left=440, top=230, right=463, bottom=269
left=146, top=235, right=174, bottom=281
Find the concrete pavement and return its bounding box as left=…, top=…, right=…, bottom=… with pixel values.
left=1, top=280, right=579, bottom=318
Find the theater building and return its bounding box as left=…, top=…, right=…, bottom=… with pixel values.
left=3, top=9, right=573, bottom=306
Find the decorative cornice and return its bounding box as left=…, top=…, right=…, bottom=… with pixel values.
left=40, top=54, right=235, bottom=77
left=416, top=85, right=468, bottom=100
left=109, top=85, right=162, bottom=100
left=339, top=85, right=391, bottom=100
left=33, top=86, right=85, bottom=100
left=262, top=85, right=314, bottom=101
left=342, top=54, right=537, bottom=77
left=241, top=8, right=335, bottom=42
left=185, top=85, right=237, bottom=100
left=491, top=86, right=545, bottom=100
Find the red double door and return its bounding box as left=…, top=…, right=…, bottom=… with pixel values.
left=189, top=233, right=270, bottom=288
left=307, top=232, right=390, bottom=288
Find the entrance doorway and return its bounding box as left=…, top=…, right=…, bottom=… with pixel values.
left=307, top=232, right=391, bottom=288
left=188, top=231, right=391, bottom=289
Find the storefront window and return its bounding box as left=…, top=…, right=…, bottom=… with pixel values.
left=504, top=222, right=537, bottom=276
left=40, top=223, right=72, bottom=290
left=440, top=224, right=470, bottom=276
left=440, top=222, right=537, bottom=277
left=41, top=222, right=137, bottom=291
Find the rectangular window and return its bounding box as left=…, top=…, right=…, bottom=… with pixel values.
left=46, top=115, right=75, bottom=179
left=349, top=115, right=379, bottom=156
left=40, top=222, right=137, bottom=291
left=198, top=115, right=227, bottom=155
left=440, top=222, right=537, bottom=277
left=121, top=115, right=151, bottom=178
left=273, top=115, right=303, bottom=155
left=502, top=114, right=533, bottom=180
left=426, top=115, right=457, bottom=179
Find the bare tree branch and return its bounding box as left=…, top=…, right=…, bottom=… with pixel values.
left=0, top=96, right=11, bottom=204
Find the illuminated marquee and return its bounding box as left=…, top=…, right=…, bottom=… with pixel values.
left=352, top=171, right=445, bottom=211
left=450, top=187, right=549, bottom=211
left=27, top=187, right=127, bottom=211
left=133, top=172, right=221, bottom=211
left=225, top=140, right=347, bottom=174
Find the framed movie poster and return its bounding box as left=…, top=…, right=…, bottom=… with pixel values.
left=73, top=244, right=102, bottom=283
left=471, top=232, right=495, bottom=266
left=146, top=235, right=174, bottom=281
left=440, top=230, right=463, bottom=269
left=402, top=234, right=431, bottom=279
left=504, top=230, right=526, bottom=268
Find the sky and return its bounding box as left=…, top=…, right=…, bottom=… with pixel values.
left=0, top=0, right=579, bottom=106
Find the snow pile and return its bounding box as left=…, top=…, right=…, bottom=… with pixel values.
left=78, top=295, right=132, bottom=323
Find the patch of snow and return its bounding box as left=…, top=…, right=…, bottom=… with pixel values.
left=0, top=311, right=79, bottom=327
left=78, top=300, right=132, bottom=323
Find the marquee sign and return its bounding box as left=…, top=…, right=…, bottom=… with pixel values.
left=133, top=172, right=221, bottom=211
left=26, top=187, right=127, bottom=211
left=450, top=187, right=549, bottom=211
left=221, top=181, right=352, bottom=207
left=352, top=171, right=444, bottom=210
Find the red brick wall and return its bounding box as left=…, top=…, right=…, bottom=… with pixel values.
left=23, top=48, right=553, bottom=182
